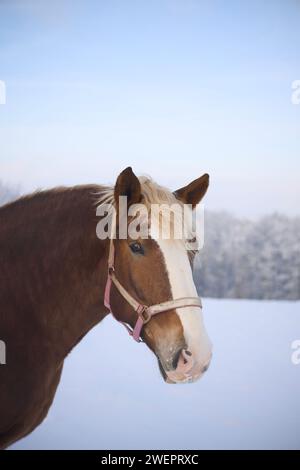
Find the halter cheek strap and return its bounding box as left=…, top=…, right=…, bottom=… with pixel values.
left=104, top=267, right=148, bottom=342
left=103, top=214, right=202, bottom=342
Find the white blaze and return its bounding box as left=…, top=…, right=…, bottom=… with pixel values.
left=155, top=237, right=212, bottom=369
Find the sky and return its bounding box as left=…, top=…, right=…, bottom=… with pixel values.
left=0, top=0, right=300, bottom=217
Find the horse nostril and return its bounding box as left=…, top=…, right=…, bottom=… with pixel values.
left=172, top=348, right=192, bottom=369
left=172, top=348, right=183, bottom=370
left=202, top=362, right=210, bottom=373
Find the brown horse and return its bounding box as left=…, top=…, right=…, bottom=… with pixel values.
left=0, top=167, right=212, bottom=449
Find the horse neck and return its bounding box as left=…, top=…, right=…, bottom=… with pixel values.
left=1, top=186, right=110, bottom=363
left=44, top=187, right=111, bottom=361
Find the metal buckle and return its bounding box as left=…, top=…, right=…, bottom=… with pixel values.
left=108, top=266, right=115, bottom=276
left=137, top=305, right=151, bottom=324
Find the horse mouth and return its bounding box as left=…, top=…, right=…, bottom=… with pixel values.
left=157, top=358, right=200, bottom=384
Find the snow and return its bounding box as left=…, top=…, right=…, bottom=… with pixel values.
left=11, top=299, right=300, bottom=450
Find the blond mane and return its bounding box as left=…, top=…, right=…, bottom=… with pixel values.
left=97, top=176, right=180, bottom=208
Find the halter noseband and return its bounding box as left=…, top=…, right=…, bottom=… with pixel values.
left=103, top=213, right=202, bottom=342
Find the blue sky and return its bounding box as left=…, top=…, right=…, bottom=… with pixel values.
left=0, top=0, right=299, bottom=216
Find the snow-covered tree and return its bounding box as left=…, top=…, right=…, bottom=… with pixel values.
left=0, top=180, right=20, bottom=206
left=194, top=211, right=300, bottom=300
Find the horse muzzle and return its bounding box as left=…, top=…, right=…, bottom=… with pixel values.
left=157, top=347, right=212, bottom=384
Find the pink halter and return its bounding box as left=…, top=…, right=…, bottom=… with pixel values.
left=104, top=214, right=202, bottom=342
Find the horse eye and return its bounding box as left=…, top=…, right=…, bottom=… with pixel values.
left=130, top=242, right=144, bottom=255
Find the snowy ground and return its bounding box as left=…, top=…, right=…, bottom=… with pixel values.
left=11, top=299, right=300, bottom=450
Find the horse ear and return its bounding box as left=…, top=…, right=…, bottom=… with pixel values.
left=173, top=173, right=209, bottom=208
left=114, top=167, right=142, bottom=207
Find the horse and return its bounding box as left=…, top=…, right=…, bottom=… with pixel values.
left=0, top=167, right=212, bottom=449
